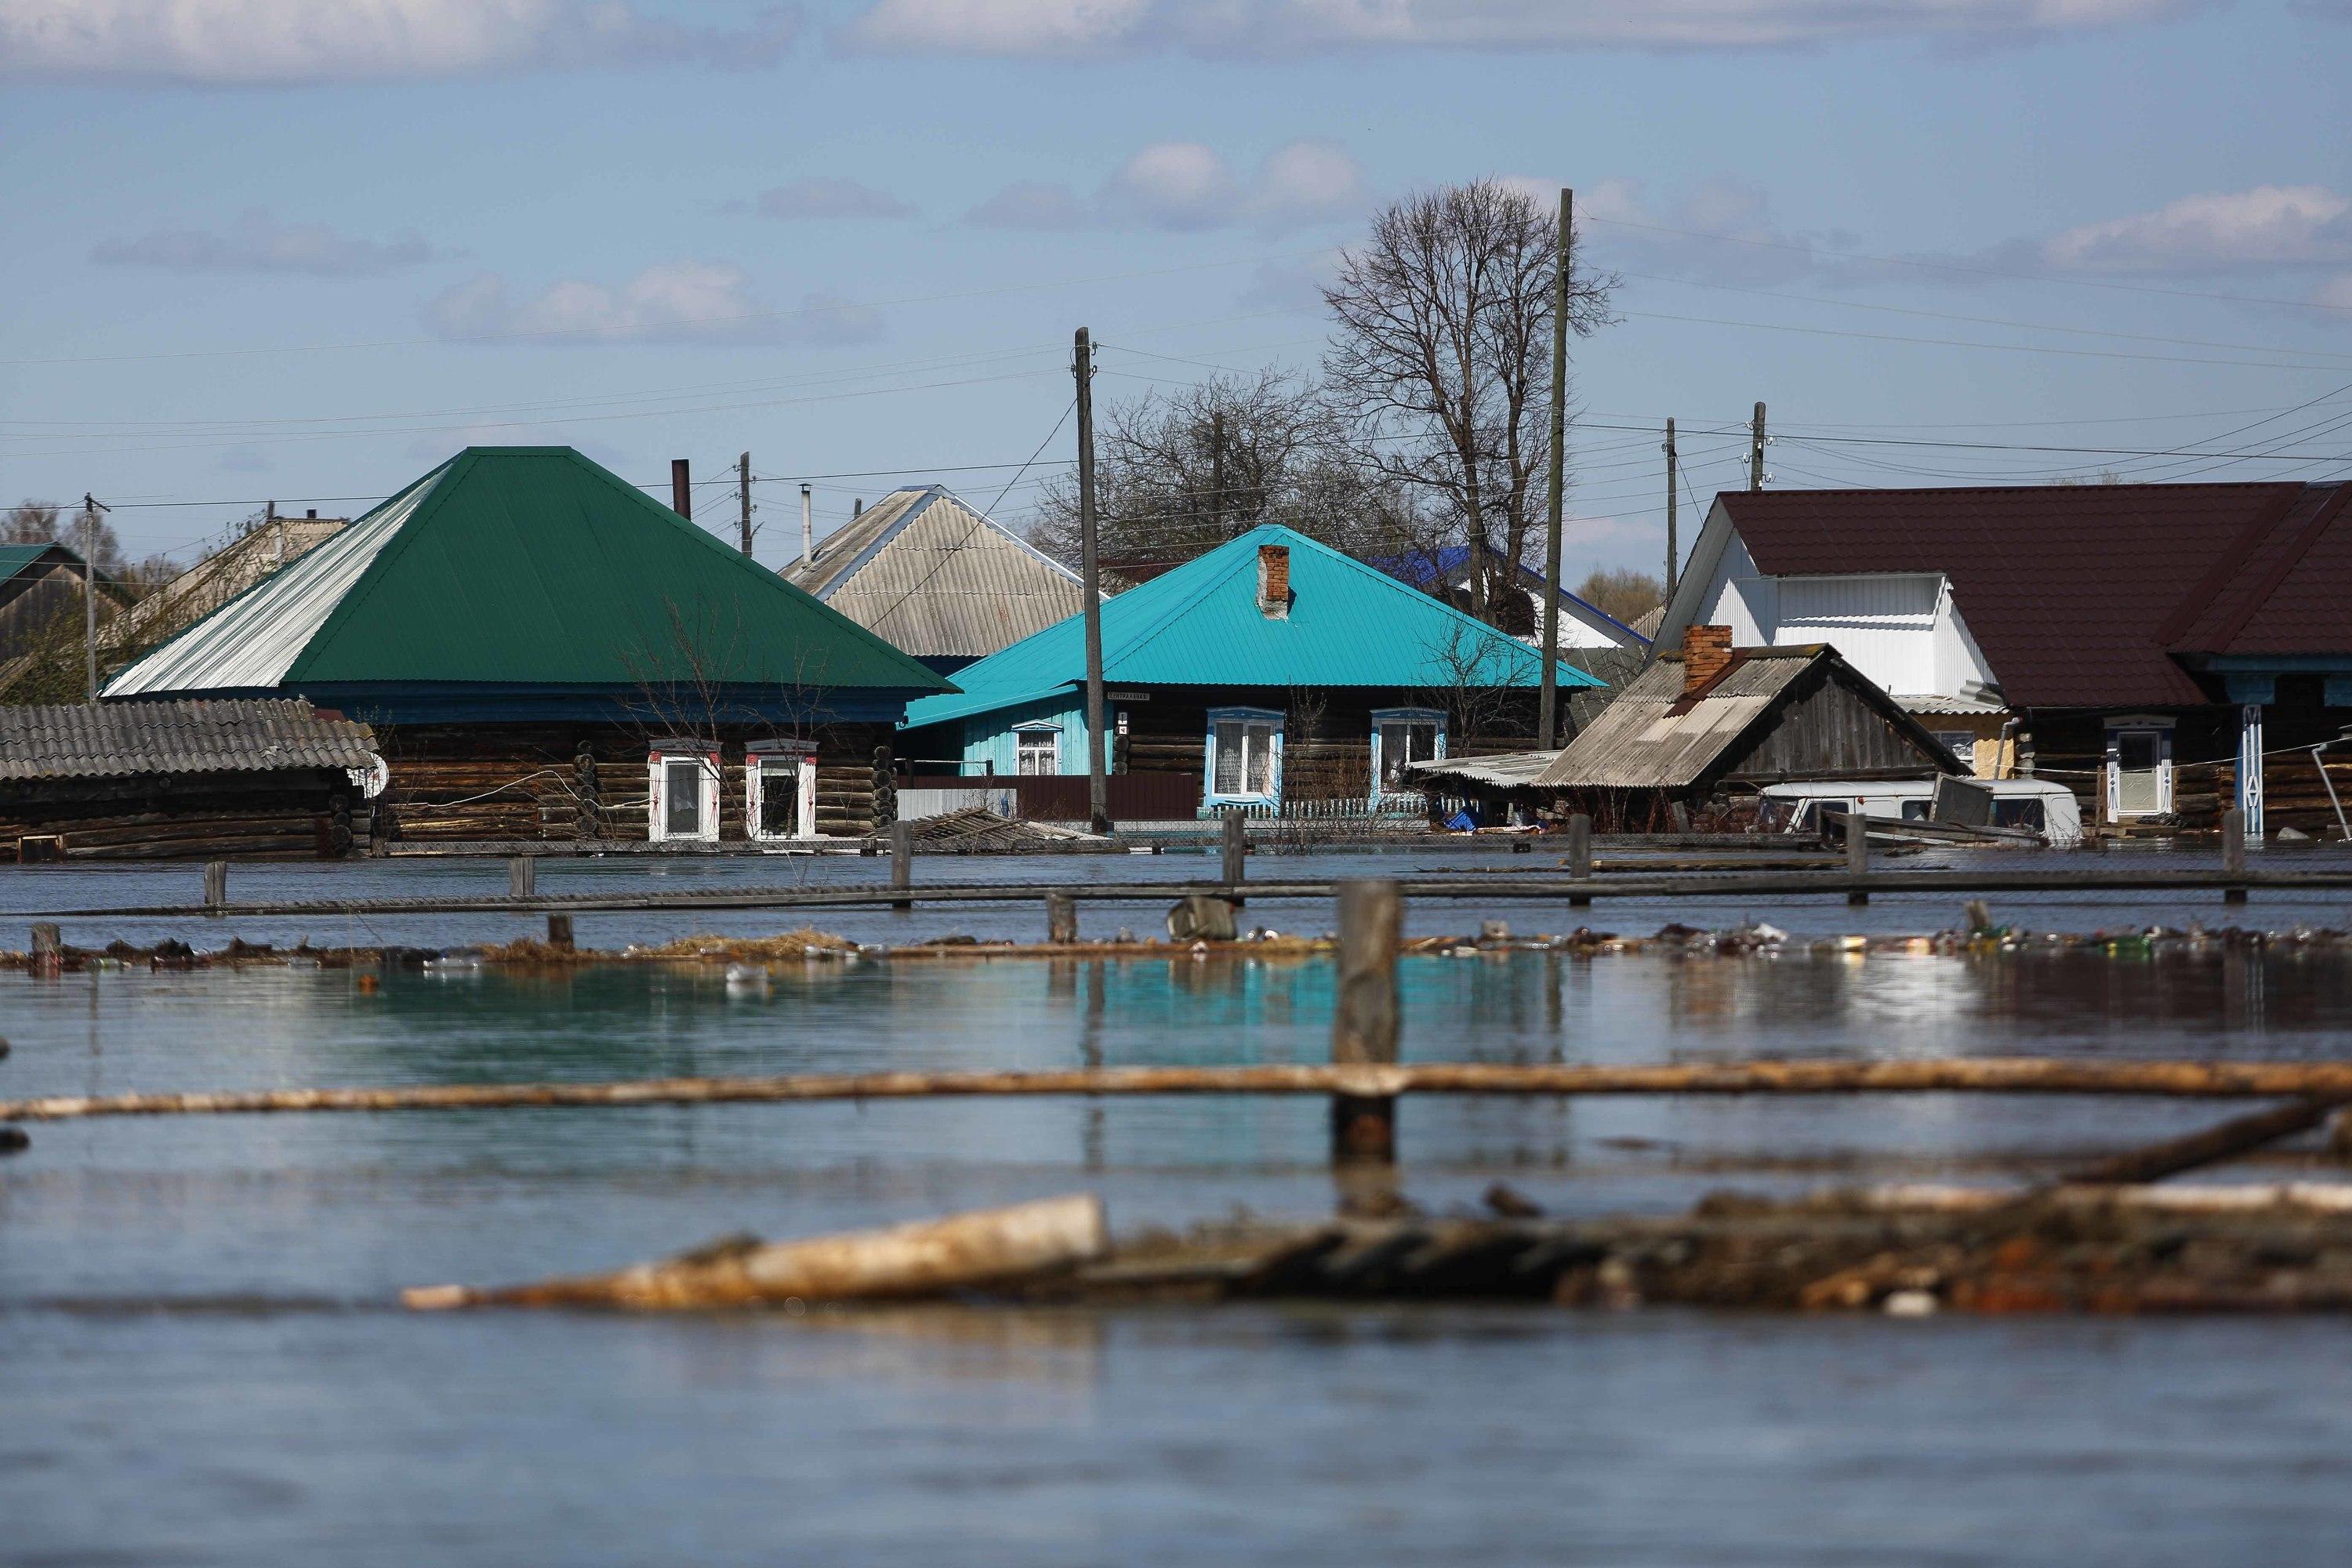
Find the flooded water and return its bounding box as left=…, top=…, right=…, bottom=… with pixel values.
left=9, top=853, right=2352, bottom=1563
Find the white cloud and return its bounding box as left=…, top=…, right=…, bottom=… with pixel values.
left=840, top=0, right=2192, bottom=56
left=2038, top=185, right=2352, bottom=273
left=968, top=139, right=1364, bottom=232
left=92, top=210, right=443, bottom=274
left=753, top=176, right=916, bottom=220
left=0, top=0, right=798, bottom=83
left=423, top=261, right=883, bottom=347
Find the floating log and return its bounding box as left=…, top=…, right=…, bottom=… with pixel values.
left=24, top=1058, right=2352, bottom=1123
left=403, top=1194, right=1107, bottom=1311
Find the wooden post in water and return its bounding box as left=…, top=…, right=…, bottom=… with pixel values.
left=890, top=820, right=913, bottom=910
left=29, top=922, right=62, bottom=979
left=1846, top=811, right=1869, bottom=906
left=2223, top=807, right=2249, bottom=906
left=1330, top=880, right=1402, bottom=1163
left=1566, top=813, right=1593, bottom=908
left=508, top=856, right=535, bottom=899
left=1221, top=808, right=1247, bottom=891
left=1045, top=891, right=1078, bottom=945
left=546, top=913, right=575, bottom=952
left=202, top=861, right=227, bottom=913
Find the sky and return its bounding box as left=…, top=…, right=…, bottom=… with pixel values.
left=3, top=0, right=2350, bottom=583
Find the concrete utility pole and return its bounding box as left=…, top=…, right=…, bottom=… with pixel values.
left=80, top=493, right=108, bottom=704
left=800, top=484, right=814, bottom=566
left=1075, top=327, right=1110, bottom=834
left=737, top=452, right=753, bottom=557
left=1537, top=187, right=1571, bottom=751
left=1664, top=417, right=1679, bottom=597
left=1748, top=402, right=1768, bottom=492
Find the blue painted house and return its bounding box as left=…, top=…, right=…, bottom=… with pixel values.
left=898, top=526, right=1603, bottom=816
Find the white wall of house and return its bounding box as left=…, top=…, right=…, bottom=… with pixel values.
left=1670, top=514, right=1999, bottom=702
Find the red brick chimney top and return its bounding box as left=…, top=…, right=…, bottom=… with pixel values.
left=1682, top=624, right=1733, bottom=694
left=1257, top=543, right=1290, bottom=619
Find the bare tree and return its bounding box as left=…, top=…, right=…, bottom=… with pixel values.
left=1414, top=621, right=1527, bottom=754
left=1574, top=567, right=1664, bottom=624
left=1029, top=368, right=1420, bottom=573
left=1322, top=180, right=1617, bottom=623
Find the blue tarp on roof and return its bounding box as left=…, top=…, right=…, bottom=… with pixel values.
left=905, top=525, right=1604, bottom=728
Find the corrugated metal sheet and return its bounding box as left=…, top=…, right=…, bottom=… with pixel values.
left=104, top=449, right=953, bottom=699
left=100, top=518, right=346, bottom=657
left=782, top=486, right=1087, bottom=660
left=1534, top=650, right=1820, bottom=789
left=905, top=525, right=1603, bottom=729
left=0, top=543, right=59, bottom=587
left=1407, top=748, right=1557, bottom=789
left=0, top=699, right=379, bottom=781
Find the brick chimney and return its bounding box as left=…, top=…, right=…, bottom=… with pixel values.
left=1681, top=624, right=1733, bottom=694
left=1257, top=543, right=1290, bottom=619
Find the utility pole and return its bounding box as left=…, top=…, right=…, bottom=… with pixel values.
left=80, top=493, right=109, bottom=704
left=1537, top=187, right=1570, bottom=751
left=737, top=452, right=753, bottom=557
left=1749, top=401, right=1767, bottom=492
left=1664, top=417, right=1679, bottom=597
left=1076, top=327, right=1110, bottom=834
left=1210, top=410, right=1227, bottom=538
left=800, top=484, right=814, bottom=566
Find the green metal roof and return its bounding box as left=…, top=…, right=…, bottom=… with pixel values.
left=904, top=524, right=1602, bottom=728
left=107, top=448, right=952, bottom=699
left=0, top=543, right=64, bottom=587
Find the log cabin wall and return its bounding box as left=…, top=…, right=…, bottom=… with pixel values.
left=0, top=772, right=359, bottom=862
left=2025, top=695, right=2350, bottom=838
left=371, top=721, right=896, bottom=845
left=1107, top=688, right=1544, bottom=804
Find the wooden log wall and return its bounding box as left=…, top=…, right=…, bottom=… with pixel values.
left=0, top=779, right=353, bottom=862
left=371, top=721, right=895, bottom=845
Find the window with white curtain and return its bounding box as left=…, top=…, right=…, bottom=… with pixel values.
left=1371, top=708, right=1444, bottom=798
left=1206, top=708, right=1281, bottom=805
left=648, top=747, right=720, bottom=843
left=1015, top=725, right=1060, bottom=776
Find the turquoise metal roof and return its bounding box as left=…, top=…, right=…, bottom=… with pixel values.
left=904, top=524, right=1602, bottom=728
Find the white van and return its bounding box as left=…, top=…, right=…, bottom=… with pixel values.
left=1757, top=778, right=2082, bottom=848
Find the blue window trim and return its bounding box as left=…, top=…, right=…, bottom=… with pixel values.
left=1203, top=706, right=1283, bottom=809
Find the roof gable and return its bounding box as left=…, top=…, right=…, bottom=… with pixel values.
left=106, top=448, right=951, bottom=699
left=905, top=524, right=1602, bottom=727
left=1715, top=483, right=2352, bottom=708
left=782, top=485, right=1088, bottom=659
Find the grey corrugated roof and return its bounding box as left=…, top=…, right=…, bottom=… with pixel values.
left=781, top=485, right=1088, bottom=660
left=0, top=699, right=379, bottom=782
left=1534, top=647, right=1824, bottom=789
left=1407, top=748, right=1559, bottom=789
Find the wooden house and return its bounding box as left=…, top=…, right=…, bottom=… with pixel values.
left=780, top=485, right=1090, bottom=674
left=896, top=525, right=1605, bottom=820
left=0, top=699, right=382, bottom=862
left=1415, top=629, right=1961, bottom=831
left=101, top=448, right=952, bottom=848
left=1652, top=481, right=2352, bottom=838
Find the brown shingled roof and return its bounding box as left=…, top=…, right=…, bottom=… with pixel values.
left=1717, top=482, right=2352, bottom=709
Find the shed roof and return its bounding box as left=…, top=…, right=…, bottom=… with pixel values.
left=1531, top=644, right=1955, bottom=789
left=903, top=524, right=1603, bottom=728
left=0, top=699, right=378, bottom=782
left=103, top=448, right=951, bottom=699
left=1715, top=482, right=2352, bottom=708
left=780, top=485, right=1087, bottom=660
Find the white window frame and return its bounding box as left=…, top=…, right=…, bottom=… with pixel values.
left=2104, top=718, right=2175, bottom=821
left=1014, top=722, right=1062, bottom=777
left=1370, top=707, right=1446, bottom=802
left=648, top=746, right=721, bottom=843
left=746, top=741, right=818, bottom=843
left=1204, top=706, right=1283, bottom=808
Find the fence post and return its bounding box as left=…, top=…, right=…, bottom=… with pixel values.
left=1046, top=891, right=1078, bottom=945
left=1222, top=808, right=1247, bottom=890
left=1331, top=880, right=1402, bottom=1164
left=202, top=861, right=227, bottom=913
left=1846, top=810, right=1869, bottom=906
left=546, top=913, right=575, bottom=952
left=2223, top=806, right=2248, bottom=906
left=1567, top=812, right=1592, bottom=908
left=508, top=856, right=535, bottom=900
left=891, top=820, right=913, bottom=909
left=29, top=922, right=62, bottom=979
